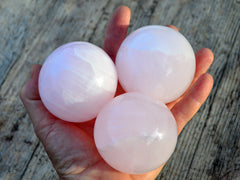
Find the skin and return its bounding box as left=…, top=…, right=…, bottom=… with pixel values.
left=20, top=6, right=214, bottom=180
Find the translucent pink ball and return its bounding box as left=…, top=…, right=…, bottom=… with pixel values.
left=94, top=92, right=178, bottom=174
left=116, top=25, right=196, bottom=103
left=39, top=42, right=117, bottom=122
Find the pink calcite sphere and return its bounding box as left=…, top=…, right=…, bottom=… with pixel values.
left=116, top=25, right=196, bottom=103
left=94, top=92, right=178, bottom=174
left=39, top=42, right=117, bottom=122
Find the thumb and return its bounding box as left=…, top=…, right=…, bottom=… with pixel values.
left=19, top=64, right=56, bottom=141
left=20, top=64, right=42, bottom=102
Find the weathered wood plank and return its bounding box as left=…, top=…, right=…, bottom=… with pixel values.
left=152, top=0, right=240, bottom=180
left=0, top=0, right=239, bottom=179
left=20, top=143, right=58, bottom=180
left=0, top=0, right=111, bottom=179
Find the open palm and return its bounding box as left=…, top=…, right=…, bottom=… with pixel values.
left=20, top=6, right=214, bottom=180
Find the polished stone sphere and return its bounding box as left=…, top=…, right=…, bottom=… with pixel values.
left=39, top=42, right=117, bottom=122
left=94, top=92, right=178, bottom=174
left=116, top=25, right=196, bottom=103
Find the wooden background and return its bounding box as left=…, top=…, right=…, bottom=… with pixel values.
left=0, top=0, right=239, bottom=179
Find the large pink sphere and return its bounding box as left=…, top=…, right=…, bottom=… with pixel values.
left=94, top=92, right=178, bottom=174
left=39, top=42, right=117, bottom=122
left=116, top=25, right=196, bottom=103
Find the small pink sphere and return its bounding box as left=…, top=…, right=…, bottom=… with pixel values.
left=94, top=92, right=178, bottom=174
left=116, top=25, right=196, bottom=103
left=39, top=42, right=117, bottom=122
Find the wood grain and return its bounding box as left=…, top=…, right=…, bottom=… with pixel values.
left=0, top=0, right=239, bottom=179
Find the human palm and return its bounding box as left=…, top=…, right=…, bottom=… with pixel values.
left=20, top=6, right=214, bottom=180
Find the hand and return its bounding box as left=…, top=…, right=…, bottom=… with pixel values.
left=20, top=6, right=214, bottom=180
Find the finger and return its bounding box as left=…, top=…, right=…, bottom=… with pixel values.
left=103, top=6, right=131, bottom=61
left=167, top=48, right=214, bottom=109
left=20, top=64, right=42, bottom=100
left=171, top=73, right=214, bottom=134
left=20, top=64, right=43, bottom=117
left=194, top=48, right=214, bottom=79
left=166, top=25, right=179, bottom=31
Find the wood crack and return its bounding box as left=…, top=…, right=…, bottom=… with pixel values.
left=19, top=142, right=40, bottom=180
left=0, top=51, right=23, bottom=90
